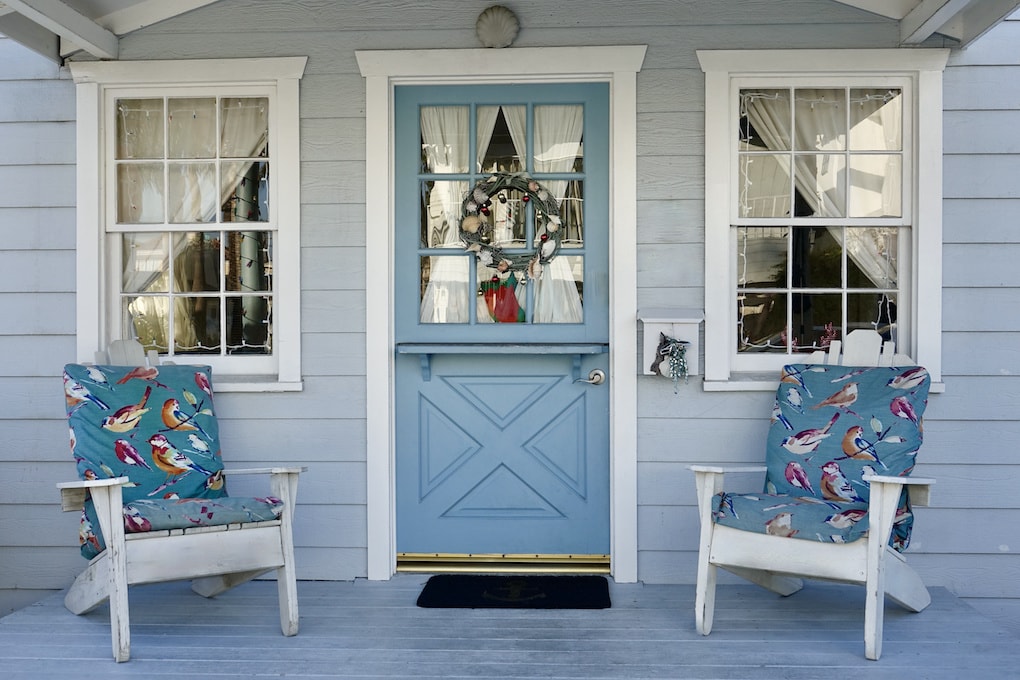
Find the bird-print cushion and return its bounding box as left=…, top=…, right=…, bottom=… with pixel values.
left=63, top=363, right=283, bottom=559
left=714, top=364, right=930, bottom=551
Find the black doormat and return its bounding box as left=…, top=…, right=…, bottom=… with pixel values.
left=416, top=574, right=611, bottom=609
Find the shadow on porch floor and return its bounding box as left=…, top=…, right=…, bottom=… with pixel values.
left=0, top=575, right=1015, bottom=679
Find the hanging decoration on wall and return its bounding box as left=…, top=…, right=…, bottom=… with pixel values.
left=475, top=5, right=520, bottom=48
left=651, top=332, right=690, bottom=393
left=459, top=172, right=562, bottom=278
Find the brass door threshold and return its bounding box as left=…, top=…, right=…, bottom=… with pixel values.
left=397, top=553, right=610, bottom=575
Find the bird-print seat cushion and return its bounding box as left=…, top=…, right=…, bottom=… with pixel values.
left=714, top=364, right=930, bottom=551
left=63, top=363, right=283, bottom=560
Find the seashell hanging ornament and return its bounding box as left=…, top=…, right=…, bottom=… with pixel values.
left=475, top=5, right=519, bottom=48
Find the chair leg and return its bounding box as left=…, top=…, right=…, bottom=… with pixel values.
left=89, top=484, right=131, bottom=662
left=272, top=470, right=300, bottom=636
left=694, top=548, right=717, bottom=635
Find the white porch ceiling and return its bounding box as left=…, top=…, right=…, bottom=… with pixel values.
left=0, top=0, right=1018, bottom=63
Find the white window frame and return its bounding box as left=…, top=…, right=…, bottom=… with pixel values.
left=69, top=58, right=306, bottom=391
left=698, top=49, right=948, bottom=390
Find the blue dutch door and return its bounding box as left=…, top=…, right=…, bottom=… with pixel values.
left=394, top=83, right=610, bottom=560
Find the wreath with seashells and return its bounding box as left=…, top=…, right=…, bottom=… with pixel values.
left=459, top=172, right=562, bottom=279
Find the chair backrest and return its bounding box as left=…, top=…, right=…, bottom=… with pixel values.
left=765, top=362, right=931, bottom=549
left=63, top=362, right=229, bottom=557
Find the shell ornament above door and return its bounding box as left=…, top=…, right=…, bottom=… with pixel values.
left=476, top=5, right=520, bottom=48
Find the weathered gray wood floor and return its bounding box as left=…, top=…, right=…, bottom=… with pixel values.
left=1, top=575, right=1016, bottom=679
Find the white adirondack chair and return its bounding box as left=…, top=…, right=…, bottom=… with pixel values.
left=58, top=343, right=305, bottom=662
left=690, top=330, right=934, bottom=660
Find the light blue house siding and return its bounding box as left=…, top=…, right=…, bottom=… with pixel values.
left=0, top=1, right=1016, bottom=628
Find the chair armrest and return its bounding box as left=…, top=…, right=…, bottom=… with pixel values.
left=222, top=467, right=307, bottom=476
left=863, top=474, right=934, bottom=507
left=689, top=465, right=767, bottom=474
left=56, top=477, right=130, bottom=512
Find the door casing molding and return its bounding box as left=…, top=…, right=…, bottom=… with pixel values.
left=357, top=45, right=647, bottom=582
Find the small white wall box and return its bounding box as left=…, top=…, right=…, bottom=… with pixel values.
left=638, top=308, right=704, bottom=377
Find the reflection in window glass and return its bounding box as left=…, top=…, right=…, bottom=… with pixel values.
left=420, top=106, right=469, bottom=173
left=534, top=255, right=583, bottom=324
left=168, top=98, right=216, bottom=158
left=420, top=255, right=470, bottom=324
left=735, top=84, right=905, bottom=356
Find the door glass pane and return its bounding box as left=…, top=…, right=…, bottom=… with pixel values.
left=116, top=98, right=164, bottom=159
left=534, top=255, right=583, bottom=324
left=478, top=105, right=523, bottom=173
left=220, top=97, right=269, bottom=157
left=420, top=255, right=471, bottom=324
left=557, top=180, right=584, bottom=246
left=420, top=106, right=469, bottom=173
left=168, top=97, right=216, bottom=159
left=422, top=180, right=469, bottom=248
left=849, top=155, right=901, bottom=217
left=122, top=232, right=169, bottom=292
left=175, top=296, right=220, bottom=354
left=172, top=232, right=220, bottom=293
left=479, top=267, right=526, bottom=323
left=534, top=105, right=584, bottom=173
left=168, top=163, right=216, bottom=223
left=117, top=163, right=164, bottom=223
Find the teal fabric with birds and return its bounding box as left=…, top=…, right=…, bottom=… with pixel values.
left=714, top=364, right=930, bottom=551
left=63, top=363, right=283, bottom=559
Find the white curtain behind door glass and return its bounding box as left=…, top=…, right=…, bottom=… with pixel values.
left=504, top=105, right=585, bottom=323
left=419, top=106, right=476, bottom=323
left=742, top=90, right=899, bottom=291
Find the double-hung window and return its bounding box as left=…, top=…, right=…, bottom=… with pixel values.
left=698, top=50, right=948, bottom=389
left=69, top=58, right=306, bottom=390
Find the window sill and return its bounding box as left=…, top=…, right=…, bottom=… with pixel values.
left=703, top=374, right=945, bottom=394
left=213, top=377, right=304, bottom=393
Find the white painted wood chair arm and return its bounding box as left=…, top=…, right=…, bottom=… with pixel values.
left=56, top=477, right=130, bottom=512
left=864, top=475, right=934, bottom=507
left=221, top=467, right=307, bottom=476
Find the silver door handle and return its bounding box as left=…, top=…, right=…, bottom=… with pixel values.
left=576, top=369, right=606, bottom=385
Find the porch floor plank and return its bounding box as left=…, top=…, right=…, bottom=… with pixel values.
left=0, top=575, right=1015, bottom=679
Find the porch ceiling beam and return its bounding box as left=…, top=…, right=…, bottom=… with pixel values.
left=3, top=0, right=118, bottom=59
left=950, top=0, right=1020, bottom=47
left=0, top=9, right=59, bottom=63
left=899, top=0, right=975, bottom=44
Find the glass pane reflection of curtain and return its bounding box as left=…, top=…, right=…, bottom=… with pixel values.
left=419, top=106, right=474, bottom=323
left=513, top=105, right=584, bottom=323
left=741, top=89, right=900, bottom=292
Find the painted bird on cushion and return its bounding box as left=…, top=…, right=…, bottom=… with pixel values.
left=114, top=438, right=152, bottom=470
left=116, top=365, right=168, bottom=389
left=161, top=398, right=212, bottom=440
left=148, top=433, right=213, bottom=483
left=781, top=412, right=840, bottom=455
left=825, top=507, right=867, bottom=529
left=765, top=511, right=798, bottom=538
left=64, top=375, right=109, bottom=412
left=890, top=395, right=920, bottom=425
left=812, top=382, right=860, bottom=416
left=838, top=425, right=888, bottom=469
left=887, top=366, right=928, bottom=391
left=194, top=371, right=213, bottom=398
left=780, top=365, right=813, bottom=397
left=83, top=365, right=110, bottom=388
left=771, top=400, right=794, bottom=431
left=784, top=460, right=815, bottom=495
left=100, top=385, right=152, bottom=434
left=820, top=460, right=866, bottom=503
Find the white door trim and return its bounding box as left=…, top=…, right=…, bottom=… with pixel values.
left=357, top=45, right=647, bottom=582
